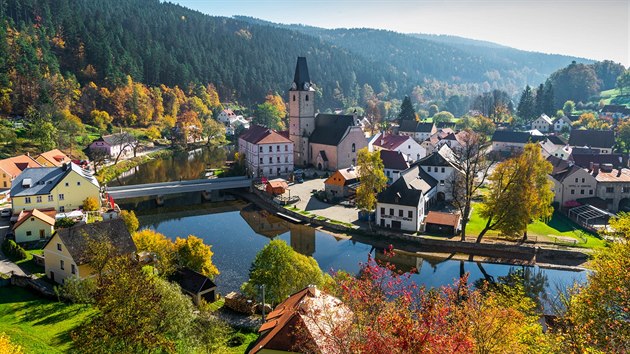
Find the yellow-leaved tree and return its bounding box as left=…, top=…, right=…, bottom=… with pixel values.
left=133, top=229, right=177, bottom=275
left=0, top=333, right=23, bottom=354
left=174, top=235, right=219, bottom=279
left=355, top=148, right=387, bottom=213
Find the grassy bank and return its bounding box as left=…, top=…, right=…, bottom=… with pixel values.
left=0, top=287, right=94, bottom=353
left=96, top=148, right=173, bottom=184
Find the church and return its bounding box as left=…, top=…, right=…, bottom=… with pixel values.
left=288, top=57, right=367, bottom=170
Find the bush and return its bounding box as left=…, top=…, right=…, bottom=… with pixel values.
left=1, top=239, right=28, bottom=261
left=227, top=332, right=246, bottom=347
left=82, top=196, right=100, bottom=211
left=55, top=217, right=77, bottom=229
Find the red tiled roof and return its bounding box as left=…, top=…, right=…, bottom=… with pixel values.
left=425, top=211, right=460, bottom=228
left=380, top=150, right=409, bottom=170
left=36, top=149, right=71, bottom=167
left=373, top=133, right=409, bottom=150
left=240, top=125, right=292, bottom=144
left=0, top=155, right=40, bottom=178
left=13, top=208, right=56, bottom=230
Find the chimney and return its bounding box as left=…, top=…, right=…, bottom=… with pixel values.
left=589, top=162, right=593, bottom=171
left=593, top=163, right=599, bottom=175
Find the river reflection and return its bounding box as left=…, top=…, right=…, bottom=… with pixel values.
left=110, top=146, right=232, bottom=186
left=138, top=202, right=587, bottom=303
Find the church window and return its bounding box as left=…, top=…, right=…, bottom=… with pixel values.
left=305, top=95, right=309, bottom=101
left=352, top=143, right=356, bottom=152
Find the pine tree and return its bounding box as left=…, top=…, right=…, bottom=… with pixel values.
left=542, top=80, right=555, bottom=115
left=534, top=83, right=545, bottom=117
left=397, top=96, right=416, bottom=122
left=516, top=85, right=535, bottom=124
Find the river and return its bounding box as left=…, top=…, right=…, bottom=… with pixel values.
left=116, top=147, right=586, bottom=304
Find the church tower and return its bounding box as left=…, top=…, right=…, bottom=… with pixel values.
left=289, top=57, right=316, bottom=167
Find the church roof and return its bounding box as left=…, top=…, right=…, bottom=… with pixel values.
left=291, top=57, right=312, bottom=91
left=309, top=114, right=355, bottom=146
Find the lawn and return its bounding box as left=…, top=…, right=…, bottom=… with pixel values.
left=0, top=287, right=94, bottom=353
left=15, top=249, right=45, bottom=275
left=465, top=204, right=606, bottom=249
left=225, top=331, right=259, bottom=354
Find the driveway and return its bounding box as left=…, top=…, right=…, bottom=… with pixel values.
left=0, top=216, right=26, bottom=276
left=285, top=178, right=361, bottom=224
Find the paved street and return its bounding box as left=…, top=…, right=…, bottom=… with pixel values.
left=285, top=178, right=361, bottom=225
left=0, top=216, right=26, bottom=277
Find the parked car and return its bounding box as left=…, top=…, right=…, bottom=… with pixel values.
left=0, top=209, right=11, bottom=218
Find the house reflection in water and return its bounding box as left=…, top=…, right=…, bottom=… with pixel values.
left=375, top=249, right=423, bottom=274
left=239, top=205, right=316, bottom=256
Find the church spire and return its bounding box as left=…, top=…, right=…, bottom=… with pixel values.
left=291, top=57, right=311, bottom=91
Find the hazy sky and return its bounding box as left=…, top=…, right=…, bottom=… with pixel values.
left=174, top=0, right=629, bottom=67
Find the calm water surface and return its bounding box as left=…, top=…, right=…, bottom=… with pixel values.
left=138, top=203, right=587, bottom=301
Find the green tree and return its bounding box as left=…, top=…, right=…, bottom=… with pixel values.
left=617, top=69, right=630, bottom=95
left=397, top=96, right=416, bottom=122
left=133, top=229, right=177, bottom=275
left=253, top=102, right=285, bottom=130
left=428, top=104, right=439, bottom=117
left=549, top=61, right=600, bottom=107
left=516, top=85, right=536, bottom=123
left=477, top=143, right=553, bottom=242
left=202, top=118, right=226, bottom=146
left=432, top=111, right=454, bottom=125
left=82, top=197, right=100, bottom=212
left=355, top=148, right=387, bottom=213
left=90, top=110, right=113, bottom=131
left=242, top=239, right=325, bottom=305
left=562, top=100, right=575, bottom=116
left=119, top=210, right=139, bottom=234
left=617, top=120, right=630, bottom=152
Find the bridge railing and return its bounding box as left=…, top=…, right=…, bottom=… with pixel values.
left=105, top=175, right=250, bottom=191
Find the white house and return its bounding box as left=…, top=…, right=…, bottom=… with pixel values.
left=89, top=133, right=136, bottom=159
left=238, top=125, right=294, bottom=178
left=379, top=150, right=409, bottom=184
left=369, top=132, right=426, bottom=162
left=413, top=145, right=462, bottom=201
left=540, top=136, right=571, bottom=160
left=398, top=121, right=437, bottom=144
left=531, top=114, right=553, bottom=132
left=553, top=115, right=573, bottom=132
left=217, top=109, right=238, bottom=124
left=376, top=165, right=437, bottom=232
left=568, top=129, right=615, bottom=155
left=491, top=130, right=540, bottom=155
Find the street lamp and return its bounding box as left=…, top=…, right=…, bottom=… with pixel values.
left=260, top=284, right=266, bottom=322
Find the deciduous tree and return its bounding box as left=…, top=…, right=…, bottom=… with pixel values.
left=253, top=102, right=285, bottom=130
left=174, top=235, right=219, bottom=279
left=119, top=210, right=139, bottom=234
left=355, top=148, right=387, bottom=213
left=133, top=229, right=177, bottom=275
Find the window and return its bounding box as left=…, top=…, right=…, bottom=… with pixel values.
left=57, top=243, right=62, bottom=251
left=398, top=209, right=403, bottom=217
left=60, top=260, right=64, bottom=270
left=26, top=231, right=32, bottom=236
left=259, top=146, right=263, bottom=152
left=269, top=146, right=272, bottom=152
left=285, top=145, right=288, bottom=151
left=380, top=207, right=385, bottom=215
left=277, top=157, right=280, bottom=163
left=389, top=208, right=394, bottom=215
left=77, top=181, right=81, bottom=186
left=25, top=197, right=31, bottom=204
left=293, top=95, right=296, bottom=101
left=427, top=167, right=431, bottom=172
left=606, top=187, right=614, bottom=193
left=580, top=189, right=584, bottom=194
left=589, top=189, right=594, bottom=195
left=285, top=156, right=289, bottom=163
left=285, top=167, right=288, bottom=173
left=352, top=143, right=356, bottom=152
left=276, top=145, right=280, bottom=152
left=624, top=187, right=630, bottom=193
left=268, top=157, right=272, bottom=164
left=440, top=180, right=445, bottom=186
left=36, top=196, right=42, bottom=203
left=386, top=171, right=390, bottom=177
left=58, top=194, right=65, bottom=201
left=571, top=189, right=575, bottom=195
left=277, top=168, right=281, bottom=175
left=575, top=178, right=578, bottom=183
left=408, top=210, right=413, bottom=218
left=39, top=230, right=45, bottom=239
left=305, top=95, right=309, bottom=101
left=441, top=167, right=445, bottom=173
left=71, top=264, right=76, bottom=275
left=582, top=178, right=585, bottom=183
left=48, top=195, right=53, bottom=202
left=65, top=182, right=69, bottom=187
left=408, top=145, right=411, bottom=149
left=260, top=158, right=263, bottom=164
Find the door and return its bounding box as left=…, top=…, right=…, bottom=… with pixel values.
left=380, top=219, right=385, bottom=227
left=39, top=230, right=45, bottom=239
left=50, top=271, right=55, bottom=282
left=392, top=221, right=402, bottom=230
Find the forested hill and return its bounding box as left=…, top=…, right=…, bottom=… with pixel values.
left=1, top=0, right=406, bottom=109
left=236, top=16, right=592, bottom=94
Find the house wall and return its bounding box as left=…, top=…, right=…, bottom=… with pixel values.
left=0, top=167, right=12, bottom=189
left=289, top=90, right=316, bottom=166
left=335, top=127, right=367, bottom=170
left=596, top=181, right=630, bottom=212
left=309, top=143, right=338, bottom=171
left=555, top=169, right=597, bottom=206
left=384, top=168, right=403, bottom=184
left=531, top=118, right=551, bottom=132
left=239, top=139, right=293, bottom=178
left=492, top=141, right=526, bottom=153
left=44, top=234, right=80, bottom=284
left=12, top=171, right=100, bottom=213
left=376, top=201, right=423, bottom=232
left=395, top=139, right=426, bottom=162
left=14, top=217, right=54, bottom=244
left=420, top=165, right=456, bottom=199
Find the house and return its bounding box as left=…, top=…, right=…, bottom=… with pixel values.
left=531, top=114, right=553, bottom=132
left=539, top=136, right=571, bottom=160
left=89, top=133, right=137, bottom=158
left=239, top=125, right=294, bottom=178
left=440, top=130, right=470, bottom=153
left=225, top=116, right=250, bottom=136
left=35, top=149, right=71, bottom=167
left=12, top=209, right=56, bottom=244
left=288, top=57, right=367, bottom=170
left=376, top=165, right=437, bottom=232
left=10, top=163, right=101, bottom=213
left=265, top=179, right=289, bottom=196
left=217, top=109, right=238, bottom=124
left=369, top=132, right=426, bottom=162
left=0, top=154, right=41, bottom=190
left=547, top=156, right=597, bottom=208
left=424, top=211, right=461, bottom=236
left=43, top=219, right=136, bottom=284
left=568, top=129, right=615, bottom=154
left=324, top=166, right=360, bottom=200
left=412, top=145, right=462, bottom=201
left=398, top=120, right=437, bottom=143
left=380, top=150, right=409, bottom=184
left=599, top=104, right=630, bottom=120
left=589, top=164, right=630, bottom=212
left=491, top=130, right=541, bottom=155
left=421, top=128, right=454, bottom=155
left=552, top=115, right=573, bottom=132
left=170, top=267, right=217, bottom=305
left=250, top=286, right=350, bottom=354
left=569, top=152, right=626, bottom=169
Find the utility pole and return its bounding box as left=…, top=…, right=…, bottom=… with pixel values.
left=261, top=284, right=266, bottom=322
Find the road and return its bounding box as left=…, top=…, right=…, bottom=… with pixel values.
left=106, top=176, right=251, bottom=199
left=0, top=216, right=26, bottom=276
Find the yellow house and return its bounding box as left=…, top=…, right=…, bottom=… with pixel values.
left=43, top=219, right=136, bottom=284
left=12, top=209, right=56, bottom=244
left=0, top=155, right=41, bottom=190
left=10, top=163, right=100, bottom=213
left=35, top=149, right=71, bottom=167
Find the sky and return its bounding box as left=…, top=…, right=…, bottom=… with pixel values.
left=173, top=0, right=630, bottom=67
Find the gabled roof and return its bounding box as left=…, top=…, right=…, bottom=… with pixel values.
left=399, top=120, right=435, bottom=133
left=546, top=135, right=566, bottom=145
left=36, top=149, right=71, bottom=167
left=552, top=115, right=572, bottom=124
left=239, top=125, right=292, bottom=145
left=600, top=104, right=630, bottom=114
left=0, top=155, right=40, bottom=178
left=10, top=163, right=99, bottom=197
left=425, top=211, right=461, bottom=228
left=309, top=114, right=356, bottom=146
left=547, top=156, right=583, bottom=182
left=325, top=167, right=360, bottom=186
left=414, top=145, right=459, bottom=168
left=12, top=208, right=56, bottom=230
left=45, top=219, right=136, bottom=266
left=372, top=133, right=411, bottom=151
left=380, top=150, right=409, bottom=171
left=170, top=267, right=216, bottom=294
left=568, top=129, right=615, bottom=149
left=267, top=179, right=289, bottom=189
left=569, top=153, right=625, bottom=169
left=491, top=130, right=535, bottom=144
left=95, top=132, right=137, bottom=146
left=534, top=114, right=553, bottom=125
left=250, top=286, right=350, bottom=354
left=377, top=166, right=437, bottom=207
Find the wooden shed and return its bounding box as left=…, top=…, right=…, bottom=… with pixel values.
left=265, top=178, right=289, bottom=195
left=170, top=267, right=217, bottom=305
left=424, top=211, right=461, bottom=236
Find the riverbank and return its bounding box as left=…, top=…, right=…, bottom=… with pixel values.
left=234, top=189, right=592, bottom=270
left=97, top=148, right=173, bottom=184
